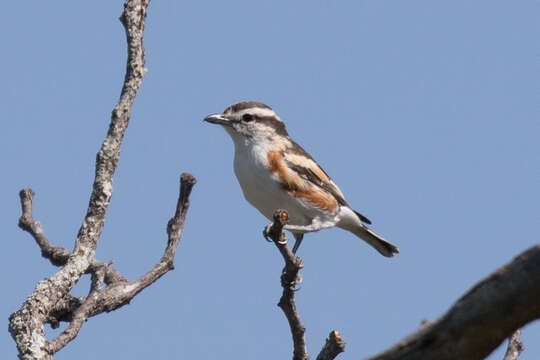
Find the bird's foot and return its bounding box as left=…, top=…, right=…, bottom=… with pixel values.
left=263, top=224, right=288, bottom=245
left=263, top=223, right=274, bottom=242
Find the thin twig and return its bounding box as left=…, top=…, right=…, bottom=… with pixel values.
left=117, top=173, right=196, bottom=297
left=18, top=189, right=127, bottom=284
left=18, top=189, right=66, bottom=264
left=266, top=210, right=309, bottom=360
left=316, top=331, right=346, bottom=360
left=46, top=274, right=106, bottom=354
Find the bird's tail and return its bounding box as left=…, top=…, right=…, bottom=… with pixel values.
left=351, top=226, right=399, bottom=257
left=337, top=207, right=400, bottom=257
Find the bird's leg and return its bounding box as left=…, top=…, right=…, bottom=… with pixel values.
left=292, top=233, right=304, bottom=254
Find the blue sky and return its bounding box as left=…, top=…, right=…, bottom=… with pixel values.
left=1, top=1, right=538, bottom=359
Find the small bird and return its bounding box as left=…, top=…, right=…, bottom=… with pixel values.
left=204, top=101, right=399, bottom=257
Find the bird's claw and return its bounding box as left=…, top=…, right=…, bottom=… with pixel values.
left=263, top=223, right=274, bottom=242
left=263, top=223, right=288, bottom=245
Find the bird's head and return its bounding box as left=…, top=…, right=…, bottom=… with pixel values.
left=204, top=101, right=289, bottom=146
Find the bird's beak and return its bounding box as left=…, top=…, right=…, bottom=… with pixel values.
left=204, top=113, right=231, bottom=126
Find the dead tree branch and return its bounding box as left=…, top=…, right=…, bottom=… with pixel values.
left=266, top=210, right=309, bottom=360
left=365, top=245, right=540, bottom=360
left=17, top=189, right=127, bottom=284
left=12, top=173, right=195, bottom=358
left=265, top=210, right=346, bottom=360
left=503, top=329, right=524, bottom=360
left=317, top=331, right=346, bottom=360
left=9, top=1, right=197, bottom=359
left=45, top=173, right=195, bottom=355
left=264, top=209, right=538, bottom=360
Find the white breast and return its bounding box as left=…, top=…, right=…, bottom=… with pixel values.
left=232, top=142, right=311, bottom=226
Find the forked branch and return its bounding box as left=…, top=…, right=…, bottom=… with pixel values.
left=265, top=210, right=345, bottom=360
left=8, top=1, right=198, bottom=359
left=45, top=173, right=196, bottom=354
left=13, top=173, right=195, bottom=358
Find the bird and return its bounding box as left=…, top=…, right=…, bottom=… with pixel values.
left=204, top=101, right=399, bottom=257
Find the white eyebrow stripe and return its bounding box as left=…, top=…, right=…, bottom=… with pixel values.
left=239, top=108, right=281, bottom=121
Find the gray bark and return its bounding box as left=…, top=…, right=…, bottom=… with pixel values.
left=503, top=329, right=524, bottom=360
left=9, top=1, right=197, bottom=358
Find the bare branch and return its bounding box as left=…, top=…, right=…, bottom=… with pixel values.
left=136, top=173, right=197, bottom=282
left=10, top=1, right=152, bottom=358
left=503, top=329, right=524, bottom=360
left=90, top=173, right=197, bottom=308
left=18, top=189, right=71, bottom=266
left=44, top=173, right=196, bottom=354
left=46, top=273, right=106, bottom=354
left=46, top=295, right=84, bottom=329
left=73, top=0, right=151, bottom=261
left=316, top=331, right=346, bottom=360
left=365, top=245, right=540, bottom=360
left=89, top=264, right=107, bottom=294
left=17, top=189, right=127, bottom=284
left=266, top=210, right=310, bottom=360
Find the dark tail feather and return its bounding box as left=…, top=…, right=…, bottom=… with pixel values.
left=352, top=226, right=399, bottom=257
left=353, top=210, right=372, bottom=225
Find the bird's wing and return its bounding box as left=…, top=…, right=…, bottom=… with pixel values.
left=282, top=142, right=372, bottom=224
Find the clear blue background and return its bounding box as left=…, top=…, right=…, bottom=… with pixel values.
left=2, top=1, right=538, bottom=359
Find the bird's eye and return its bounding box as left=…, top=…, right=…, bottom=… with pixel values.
left=242, top=113, right=254, bottom=122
